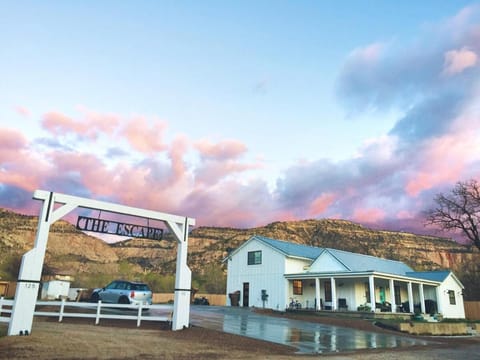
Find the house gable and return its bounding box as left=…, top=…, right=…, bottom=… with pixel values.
left=225, top=236, right=290, bottom=309
left=309, top=250, right=350, bottom=272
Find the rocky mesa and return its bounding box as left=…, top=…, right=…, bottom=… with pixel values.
left=0, top=208, right=479, bottom=297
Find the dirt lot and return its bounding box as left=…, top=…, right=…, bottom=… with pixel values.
left=1, top=313, right=479, bottom=359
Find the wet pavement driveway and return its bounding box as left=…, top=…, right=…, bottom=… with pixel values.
left=186, top=306, right=432, bottom=354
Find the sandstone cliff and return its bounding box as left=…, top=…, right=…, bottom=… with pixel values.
left=1, top=208, right=478, bottom=297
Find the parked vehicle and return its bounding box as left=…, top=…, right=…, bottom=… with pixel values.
left=193, top=296, right=210, bottom=305
left=90, top=280, right=152, bottom=306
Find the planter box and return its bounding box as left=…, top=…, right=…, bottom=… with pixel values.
left=398, top=322, right=470, bottom=335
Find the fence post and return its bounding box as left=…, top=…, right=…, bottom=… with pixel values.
left=59, top=298, right=65, bottom=322
left=137, top=303, right=143, bottom=327
left=95, top=301, right=102, bottom=325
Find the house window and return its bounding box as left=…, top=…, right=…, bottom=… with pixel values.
left=247, top=250, right=262, bottom=265
left=293, top=280, right=303, bottom=295
left=448, top=290, right=456, bottom=305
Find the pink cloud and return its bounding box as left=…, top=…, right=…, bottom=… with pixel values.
left=352, top=207, right=386, bottom=223
left=442, top=47, right=478, bottom=75
left=0, top=128, right=27, bottom=155
left=50, top=151, right=117, bottom=196
left=121, top=117, right=168, bottom=154
left=80, top=109, right=120, bottom=134
left=0, top=128, right=52, bottom=191
left=45, top=149, right=188, bottom=215
left=43, top=112, right=89, bottom=136
left=396, top=210, right=414, bottom=220
left=195, top=160, right=262, bottom=186
left=168, top=135, right=190, bottom=185
left=110, top=166, right=184, bottom=214
left=308, top=193, right=336, bottom=216
left=192, top=138, right=262, bottom=185
left=42, top=111, right=120, bottom=140
left=405, top=127, right=479, bottom=196
left=15, top=106, right=30, bottom=117
left=181, top=180, right=278, bottom=227
left=195, top=139, right=247, bottom=160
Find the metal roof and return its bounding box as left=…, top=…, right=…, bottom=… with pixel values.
left=253, top=235, right=323, bottom=260
left=406, top=270, right=451, bottom=282
left=324, top=248, right=414, bottom=275
left=255, top=235, right=413, bottom=275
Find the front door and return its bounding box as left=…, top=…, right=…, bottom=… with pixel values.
left=243, top=282, right=249, bottom=307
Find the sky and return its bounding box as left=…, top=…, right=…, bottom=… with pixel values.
left=1, top=1, right=480, bottom=240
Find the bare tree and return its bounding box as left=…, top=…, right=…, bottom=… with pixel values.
left=425, top=179, right=480, bottom=250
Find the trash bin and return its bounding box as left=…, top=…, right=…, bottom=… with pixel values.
left=229, top=290, right=240, bottom=306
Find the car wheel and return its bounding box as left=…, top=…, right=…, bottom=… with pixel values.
left=118, top=296, right=130, bottom=304
left=91, top=292, right=100, bottom=303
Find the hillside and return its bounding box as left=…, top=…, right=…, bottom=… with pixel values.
left=0, top=208, right=131, bottom=284
left=1, top=208, right=479, bottom=297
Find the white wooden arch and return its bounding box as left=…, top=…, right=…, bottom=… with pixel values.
left=8, top=190, right=195, bottom=336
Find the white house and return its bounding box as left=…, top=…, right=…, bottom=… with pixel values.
left=225, top=235, right=466, bottom=319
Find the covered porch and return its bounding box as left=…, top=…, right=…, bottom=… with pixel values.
left=285, top=271, right=441, bottom=315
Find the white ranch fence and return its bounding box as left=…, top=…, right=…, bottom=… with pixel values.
left=0, top=297, right=171, bottom=328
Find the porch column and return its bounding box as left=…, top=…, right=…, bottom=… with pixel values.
left=419, top=284, right=425, bottom=314
left=369, top=275, right=375, bottom=312
left=389, top=279, right=396, bottom=313
left=407, top=282, right=414, bottom=313
left=315, top=278, right=321, bottom=310
left=435, top=286, right=444, bottom=315
left=331, top=277, right=336, bottom=311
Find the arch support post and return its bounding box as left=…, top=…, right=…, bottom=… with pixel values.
left=168, top=218, right=194, bottom=330
left=8, top=192, right=56, bottom=335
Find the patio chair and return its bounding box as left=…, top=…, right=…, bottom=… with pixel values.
left=338, top=298, right=348, bottom=311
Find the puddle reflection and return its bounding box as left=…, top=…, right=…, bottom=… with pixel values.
left=189, top=307, right=431, bottom=354
left=286, top=325, right=412, bottom=353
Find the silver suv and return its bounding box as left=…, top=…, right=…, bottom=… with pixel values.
left=90, top=280, right=152, bottom=306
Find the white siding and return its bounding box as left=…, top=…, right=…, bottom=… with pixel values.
left=309, top=252, right=348, bottom=272
left=354, top=282, right=367, bottom=308
left=437, top=275, right=465, bottom=319
left=285, top=257, right=311, bottom=274
left=226, top=239, right=287, bottom=310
